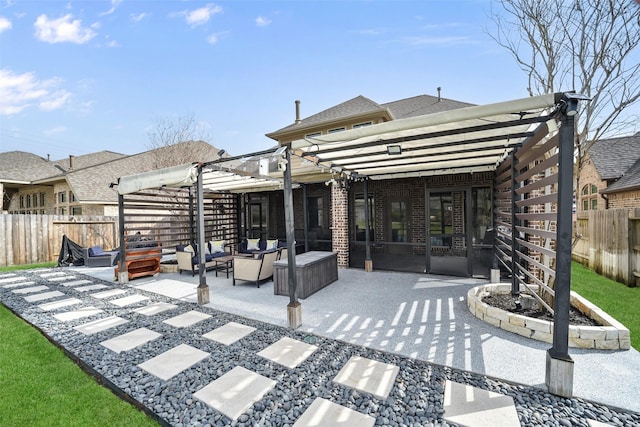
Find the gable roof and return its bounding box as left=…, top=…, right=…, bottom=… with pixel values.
left=603, top=156, right=640, bottom=193
left=266, top=93, right=474, bottom=139
left=62, top=141, right=223, bottom=204
left=588, top=133, right=640, bottom=180
left=0, top=152, right=62, bottom=183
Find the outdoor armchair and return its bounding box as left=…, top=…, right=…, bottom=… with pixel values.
left=232, top=249, right=279, bottom=288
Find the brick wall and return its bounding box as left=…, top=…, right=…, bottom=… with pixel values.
left=578, top=155, right=607, bottom=211
left=607, top=190, right=640, bottom=209
left=331, top=182, right=349, bottom=267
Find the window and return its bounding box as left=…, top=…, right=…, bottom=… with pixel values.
left=71, top=192, right=77, bottom=202
left=26, top=194, right=31, bottom=208
left=307, top=196, right=325, bottom=232
left=72, top=206, right=83, bottom=215
left=33, top=194, right=38, bottom=207
left=354, top=193, right=375, bottom=241
left=58, top=192, right=67, bottom=203
left=328, top=127, right=346, bottom=134
left=353, top=121, right=372, bottom=129
left=59, top=207, right=67, bottom=215
left=580, top=184, right=599, bottom=211
left=40, top=193, right=45, bottom=206
left=305, top=131, right=322, bottom=138
left=20, top=195, right=25, bottom=209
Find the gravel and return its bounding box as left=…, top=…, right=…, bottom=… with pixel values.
left=1, top=267, right=639, bottom=427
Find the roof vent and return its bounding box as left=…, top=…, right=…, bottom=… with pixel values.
left=295, top=100, right=301, bottom=124
left=437, top=87, right=442, bottom=102
left=69, top=155, right=75, bottom=170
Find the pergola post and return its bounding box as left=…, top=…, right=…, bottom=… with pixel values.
left=364, top=178, right=373, bottom=272
left=546, top=108, right=575, bottom=397
left=117, top=192, right=129, bottom=284
left=196, top=165, right=210, bottom=305
left=510, top=148, right=520, bottom=295
left=283, top=147, right=301, bottom=328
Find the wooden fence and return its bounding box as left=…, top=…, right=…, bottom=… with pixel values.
left=0, top=214, right=118, bottom=267
left=572, top=208, right=640, bottom=287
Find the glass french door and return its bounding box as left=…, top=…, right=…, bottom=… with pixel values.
left=427, top=190, right=471, bottom=275
left=387, top=198, right=411, bottom=253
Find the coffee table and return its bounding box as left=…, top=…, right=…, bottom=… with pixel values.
left=212, top=256, right=234, bottom=278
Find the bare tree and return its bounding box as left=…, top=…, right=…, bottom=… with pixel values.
left=146, top=113, right=218, bottom=169
left=489, top=0, right=640, bottom=175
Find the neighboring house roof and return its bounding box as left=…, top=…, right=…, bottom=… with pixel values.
left=266, top=94, right=474, bottom=139
left=0, top=152, right=62, bottom=183
left=52, top=151, right=127, bottom=172
left=603, top=156, right=640, bottom=193
left=588, top=133, right=640, bottom=181
left=64, top=140, right=223, bottom=204
left=2, top=141, right=223, bottom=204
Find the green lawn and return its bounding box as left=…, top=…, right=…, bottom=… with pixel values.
left=0, top=263, right=158, bottom=426
left=571, top=261, right=640, bottom=350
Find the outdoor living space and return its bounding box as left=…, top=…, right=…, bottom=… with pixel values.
left=76, top=264, right=640, bottom=414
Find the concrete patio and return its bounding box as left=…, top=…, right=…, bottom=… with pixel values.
left=78, top=264, right=640, bottom=414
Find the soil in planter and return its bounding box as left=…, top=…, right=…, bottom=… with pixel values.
left=482, top=294, right=601, bottom=327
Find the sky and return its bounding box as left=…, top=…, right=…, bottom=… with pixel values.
left=0, top=0, right=579, bottom=161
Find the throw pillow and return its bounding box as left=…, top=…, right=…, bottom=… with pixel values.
left=184, top=245, right=194, bottom=253
left=247, top=238, right=260, bottom=251
left=209, top=240, right=225, bottom=253
left=267, top=239, right=278, bottom=250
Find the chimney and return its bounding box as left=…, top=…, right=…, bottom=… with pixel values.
left=69, top=155, right=75, bottom=170
left=47, top=154, right=50, bottom=161
left=437, top=87, right=442, bottom=102
left=295, top=100, right=301, bottom=124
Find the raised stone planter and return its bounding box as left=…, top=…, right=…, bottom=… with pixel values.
left=467, top=284, right=630, bottom=350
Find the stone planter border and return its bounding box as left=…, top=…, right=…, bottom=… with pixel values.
left=467, top=284, right=630, bottom=350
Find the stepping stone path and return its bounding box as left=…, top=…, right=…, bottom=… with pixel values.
left=0, top=269, right=630, bottom=427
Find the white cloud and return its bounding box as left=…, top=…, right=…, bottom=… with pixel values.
left=130, top=12, right=147, bottom=23
left=43, top=126, right=67, bottom=136
left=0, top=68, right=72, bottom=115
left=255, top=16, right=271, bottom=27
left=105, top=39, right=119, bottom=48
left=34, top=14, right=97, bottom=44
left=0, top=16, right=12, bottom=32
left=182, top=4, right=222, bottom=28
left=100, top=0, right=123, bottom=16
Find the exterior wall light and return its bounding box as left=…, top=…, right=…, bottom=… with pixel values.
left=387, top=145, right=402, bottom=155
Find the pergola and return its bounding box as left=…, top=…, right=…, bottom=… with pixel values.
left=117, top=92, right=586, bottom=397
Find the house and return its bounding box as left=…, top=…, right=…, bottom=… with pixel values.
left=1, top=141, right=224, bottom=216
left=578, top=133, right=640, bottom=211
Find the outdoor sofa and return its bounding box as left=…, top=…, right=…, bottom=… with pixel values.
left=232, top=248, right=279, bottom=288
left=176, top=241, right=231, bottom=276
left=82, top=246, right=119, bottom=267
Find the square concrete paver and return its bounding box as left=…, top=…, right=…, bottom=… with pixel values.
left=138, top=343, right=209, bottom=381
left=74, top=316, right=130, bottom=335
left=24, top=290, right=65, bottom=302
left=60, top=279, right=93, bottom=287
left=75, top=284, right=109, bottom=292
left=38, top=297, right=83, bottom=311
left=443, top=380, right=520, bottom=427
left=91, top=289, right=128, bottom=299
left=110, top=294, right=150, bottom=307
left=53, top=306, right=104, bottom=321
left=39, top=271, right=66, bottom=278
left=12, top=285, right=49, bottom=294
left=163, top=310, right=211, bottom=328
left=101, top=327, right=162, bottom=353
left=293, top=397, right=375, bottom=427
left=203, top=322, right=256, bottom=345
left=47, top=275, right=77, bottom=282
left=193, top=366, right=277, bottom=421
left=333, top=356, right=399, bottom=400
left=133, top=302, right=178, bottom=316
left=257, top=336, right=318, bottom=369
left=2, top=280, right=34, bottom=288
